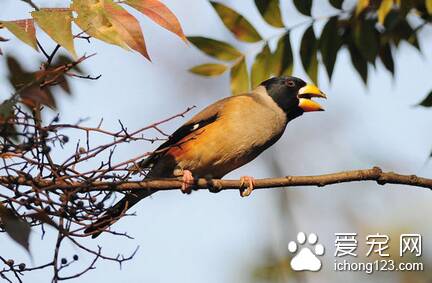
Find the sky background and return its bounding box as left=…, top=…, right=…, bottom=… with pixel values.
left=1, top=0, right=432, bottom=282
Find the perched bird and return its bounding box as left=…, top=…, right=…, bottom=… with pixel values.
left=85, top=76, right=326, bottom=238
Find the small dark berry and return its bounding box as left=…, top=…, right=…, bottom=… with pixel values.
left=18, top=263, right=25, bottom=271
left=96, top=202, right=104, bottom=209
left=61, top=258, right=67, bottom=265
left=73, top=255, right=78, bottom=261
left=76, top=201, right=84, bottom=208
left=62, top=136, right=69, bottom=143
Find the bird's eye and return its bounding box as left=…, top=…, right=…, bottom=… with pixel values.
left=286, top=80, right=295, bottom=87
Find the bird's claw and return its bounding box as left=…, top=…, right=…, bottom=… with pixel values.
left=181, top=170, right=194, bottom=194
left=240, top=176, right=255, bottom=197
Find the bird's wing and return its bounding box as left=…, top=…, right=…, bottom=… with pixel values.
left=137, top=96, right=235, bottom=171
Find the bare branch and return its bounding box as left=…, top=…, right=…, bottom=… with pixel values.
left=0, top=167, right=431, bottom=193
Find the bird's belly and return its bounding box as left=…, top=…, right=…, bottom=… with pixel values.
left=176, top=128, right=280, bottom=178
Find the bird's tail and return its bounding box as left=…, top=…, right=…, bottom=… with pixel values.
left=84, top=189, right=156, bottom=238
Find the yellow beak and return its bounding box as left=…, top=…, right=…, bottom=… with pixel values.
left=297, top=84, right=327, bottom=112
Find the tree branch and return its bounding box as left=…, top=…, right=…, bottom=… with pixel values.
left=1, top=167, right=431, bottom=193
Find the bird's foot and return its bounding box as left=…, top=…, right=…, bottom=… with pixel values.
left=239, top=176, right=255, bottom=197
left=181, top=170, right=194, bottom=194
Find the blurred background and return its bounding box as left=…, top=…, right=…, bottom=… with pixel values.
left=1, top=0, right=432, bottom=282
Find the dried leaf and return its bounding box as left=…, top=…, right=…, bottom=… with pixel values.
left=7, top=55, right=56, bottom=108
left=1, top=19, right=37, bottom=50
left=125, top=0, right=186, bottom=41
left=32, top=9, right=77, bottom=58
left=254, top=0, right=284, bottom=28
left=189, top=63, right=228, bottom=77
left=72, top=0, right=129, bottom=49
left=210, top=1, right=262, bottom=43
left=0, top=203, right=31, bottom=252
left=188, top=36, right=242, bottom=61
left=105, top=0, right=149, bottom=59
left=417, top=90, right=432, bottom=107
left=300, top=25, right=318, bottom=84
left=319, top=17, right=342, bottom=80
left=293, top=0, right=313, bottom=16
left=272, top=33, right=293, bottom=76
left=27, top=212, right=59, bottom=229
left=251, top=44, right=272, bottom=87
left=378, top=0, right=393, bottom=25
left=0, top=153, right=15, bottom=159
left=230, top=57, right=249, bottom=95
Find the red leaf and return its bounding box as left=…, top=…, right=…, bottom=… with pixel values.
left=105, top=1, right=150, bottom=59
left=125, top=0, right=186, bottom=41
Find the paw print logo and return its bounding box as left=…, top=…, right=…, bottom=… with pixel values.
left=288, top=232, right=324, bottom=272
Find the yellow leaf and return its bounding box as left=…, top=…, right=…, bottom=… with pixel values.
left=125, top=0, right=186, bottom=41
left=355, top=0, right=370, bottom=15
left=378, top=0, right=393, bottom=24
left=230, top=57, right=249, bottom=95
left=32, top=8, right=77, bottom=58
left=426, top=0, right=432, bottom=15
left=1, top=19, right=37, bottom=50
left=104, top=0, right=149, bottom=59
left=72, top=0, right=129, bottom=49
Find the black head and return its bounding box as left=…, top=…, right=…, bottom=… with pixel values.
left=260, top=76, right=326, bottom=120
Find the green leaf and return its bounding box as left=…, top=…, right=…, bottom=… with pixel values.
left=0, top=99, right=15, bottom=122
left=417, top=90, right=432, bottom=107
left=348, top=44, right=368, bottom=84
left=272, top=33, right=293, bottom=76
left=72, top=0, right=129, bottom=49
left=230, top=57, right=249, bottom=95
left=125, top=0, right=186, bottom=41
left=378, top=42, right=394, bottom=75
left=251, top=44, right=272, bottom=88
left=1, top=19, right=38, bottom=50
left=329, top=0, right=343, bottom=9
left=189, top=63, right=227, bottom=77
left=31, top=8, right=77, bottom=58
left=104, top=0, right=150, bottom=59
left=210, top=1, right=262, bottom=42
left=254, top=0, right=284, bottom=28
left=300, top=26, right=318, bottom=83
left=319, top=17, right=342, bottom=80
left=0, top=204, right=31, bottom=252
left=0, top=99, right=17, bottom=140
left=293, top=0, right=313, bottom=16
left=187, top=36, right=242, bottom=61
left=354, top=19, right=379, bottom=62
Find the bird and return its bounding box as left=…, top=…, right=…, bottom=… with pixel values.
left=84, top=76, right=326, bottom=238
